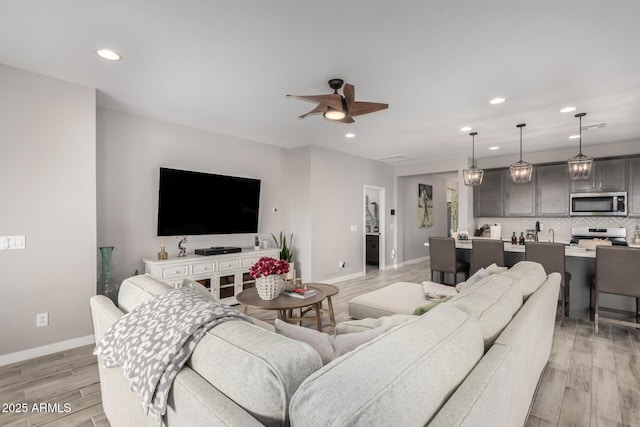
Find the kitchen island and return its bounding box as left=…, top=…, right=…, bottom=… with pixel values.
left=451, top=240, right=638, bottom=321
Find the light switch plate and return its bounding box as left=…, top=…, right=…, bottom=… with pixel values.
left=350, top=225, right=358, bottom=232
left=0, top=235, right=26, bottom=250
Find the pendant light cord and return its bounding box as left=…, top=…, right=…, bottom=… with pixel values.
left=579, top=115, right=583, bottom=155
left=519, top=127, right=523, bottom=161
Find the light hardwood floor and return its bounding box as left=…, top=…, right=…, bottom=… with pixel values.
left=2, top=262, right=639, bottom=426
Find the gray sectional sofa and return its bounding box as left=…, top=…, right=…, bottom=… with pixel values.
left=90, top=261, right=560, bottom=426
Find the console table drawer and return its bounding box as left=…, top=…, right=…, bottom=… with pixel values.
left=192, top=262, right=215, bottom=275
left=241, top=256, right=259, bottom=268
left=162, top=266, right=189, bottom=279
left=218, top=259, right=239, bottom=271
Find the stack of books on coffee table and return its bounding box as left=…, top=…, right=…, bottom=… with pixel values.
left=284, top=288, right=317, bottom=299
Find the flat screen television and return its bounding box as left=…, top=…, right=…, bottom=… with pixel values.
left=157, top=167, right=261, bottom=236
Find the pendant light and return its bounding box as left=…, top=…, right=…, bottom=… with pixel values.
left=509, top=123, right=533, bottom=184
left=567, top=112, right=594, bottom=180
left=463, top=132, right=484, bottom=186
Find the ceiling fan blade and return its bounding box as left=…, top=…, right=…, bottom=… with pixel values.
left=298, top=104, right=328, bottom=118
left=343, top=83, right=355, bottom=110
left=286, top=94, right=343, bottom=112
left=348, top=101, right=389, bottom=117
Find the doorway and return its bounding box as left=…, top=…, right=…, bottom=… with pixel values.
left=363, top=185, right=385, bottom=274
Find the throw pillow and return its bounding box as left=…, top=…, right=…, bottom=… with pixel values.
left=422, top=281, right=459, bottom=298
left=181, top=278, right=217, bottom=301
left=412, top=296, right=452, bottom=315
left=455, top=268, right=489, bottom=292
left=274, top=319, right=392, bottom=365
left=485, top=263, right=508, bottom=275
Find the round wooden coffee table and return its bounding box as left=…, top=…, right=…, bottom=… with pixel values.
left=299, top=283, right=339, bottom=327
left=236, top=286, right=326, bottom=331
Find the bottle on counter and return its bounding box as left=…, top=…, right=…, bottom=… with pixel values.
left=519, top=232, right=525, bottom=245
left=511, top=232, right=517, bottom=245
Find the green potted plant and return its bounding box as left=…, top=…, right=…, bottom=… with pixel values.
left=272, top=231, right=294, bottom=279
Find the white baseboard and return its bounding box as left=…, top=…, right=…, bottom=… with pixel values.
left=0, top=335, right=95, bottom=367
left=322, top=271, right=366, bottom=284
left=387, top=256, right=429, bottom=269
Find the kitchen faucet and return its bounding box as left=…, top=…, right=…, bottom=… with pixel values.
left=549, top=228, right=555, bottom=243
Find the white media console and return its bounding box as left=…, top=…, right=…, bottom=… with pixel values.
left=143, top=247, right=280, bottom=305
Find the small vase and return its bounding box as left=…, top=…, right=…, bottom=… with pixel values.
left=255, top=274, right=284, bottom=300
left=98, top=246, right=117, bottom=304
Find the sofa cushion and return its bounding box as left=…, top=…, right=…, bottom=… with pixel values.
left=274, top=319, right=392, bottom=365
left=449, top=274, right=522, bottom=350
left=188, top=320, right=322, bottom=427
left=289, top=304, right=484, bottom=427
left=335, top=314, right=418, bottom=334
left=347, top=282, right=425, bottom=319
left=500, top=261, right=547, bottom=299
left=117, top=274, right=172, bottom=313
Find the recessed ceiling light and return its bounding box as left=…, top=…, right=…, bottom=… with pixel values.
left=96, top=49, right=121, bottom=61
left=569, top=134, right=580, bottom=139
left=489, top=97, right=506, bottom=105
left=489, top=146, right=500, bottom=150
left=345, top=133, right=355, bottom=138
left=460, top=126, right=472, bottom=132
left=560, top=106, right=576, bottom=113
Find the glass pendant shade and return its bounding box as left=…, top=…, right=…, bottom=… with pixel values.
left=463, top=132, right=484, bottom=186
left=568, top=112, right=593, bottom=180
left=464, top=166, right=484, bottom=186
left=510, top=160, right=533, bottom=184
left=509, top=123, right=533, bottom=184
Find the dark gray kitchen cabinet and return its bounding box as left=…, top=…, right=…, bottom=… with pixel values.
left=366, top=234, right=379, bottom=265
left=474, top=169, right=505, bottom=217
left=505, top=168, right=536, bottom=217
left=570, top=158, right=627, bottom=193
left=629, top=157, right=640, bottom=217
left=536, top=164, right=570, bottom=216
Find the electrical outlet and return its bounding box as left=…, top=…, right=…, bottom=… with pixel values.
left=338, top=261, right=346, bottom=268
left=36, top=312, right=48, bottom=327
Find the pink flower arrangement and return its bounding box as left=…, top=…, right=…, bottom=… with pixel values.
left=249, top=257, right=290, bottom=279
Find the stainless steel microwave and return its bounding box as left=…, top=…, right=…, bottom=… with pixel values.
left=569, top=192, right=627, bottom=216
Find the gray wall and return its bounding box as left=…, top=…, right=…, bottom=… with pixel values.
left=97, top=107, right=291, bottom=283
left=400, top=174, right=448, bottom=261
left=0, top=64, right=96, bottom=358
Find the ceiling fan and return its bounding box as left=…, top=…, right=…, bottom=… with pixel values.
left=287, top=79, right=388, bottom=123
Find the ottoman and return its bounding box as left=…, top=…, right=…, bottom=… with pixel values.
left=348, top=282, right=427, bottom=319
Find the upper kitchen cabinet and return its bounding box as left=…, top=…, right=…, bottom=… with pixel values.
left=536, top=163, right=570, bottom=216
left=474, top=169, right=504, bottom=217
left=629, top=156, right=640, bottom=217
left=570, top=158, right=627, bottom=193
left=505, top=168, right=536, bottom=217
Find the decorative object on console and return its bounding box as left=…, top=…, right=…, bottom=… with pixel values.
left=271, top=231, right=293, bottom=261
left=567, top=112, right=594, bottom=180
left=463, top=132, right=484, bottom=186
left=249, top=256, right=290, bottom=300
left=158, top=246, right=168, bottom=260
left=178, top=237, right=187, bottom=257
left=254, top=235, right=260, bottom=250
left=97, top=246, right=117, bottom=303
left=510, top=123, right=533, bottom=184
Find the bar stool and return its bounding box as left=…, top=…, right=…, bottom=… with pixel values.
left=471, top=239, right=505, bottom=274
left=593, top=246, right=640, bottom=335
left=428, top=237, right=469, bottom=286
left=525, top=242, right=571, bottom=326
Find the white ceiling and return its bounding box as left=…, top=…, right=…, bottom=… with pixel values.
left=2, top=1, right=640, bottom=164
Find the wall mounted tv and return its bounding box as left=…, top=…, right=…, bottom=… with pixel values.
left=157, top=167, right=261, bottom=236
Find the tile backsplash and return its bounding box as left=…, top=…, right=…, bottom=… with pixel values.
left=476, top=217, right=640, bottom=243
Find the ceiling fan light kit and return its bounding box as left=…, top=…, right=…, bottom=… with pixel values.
left=509, top=123, right=533, bottom=184
left=287, top=78, right=388, bottom=124
left=567, top=112, right=594, bottom=180
left=463, top=132, right=484, bottom=186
